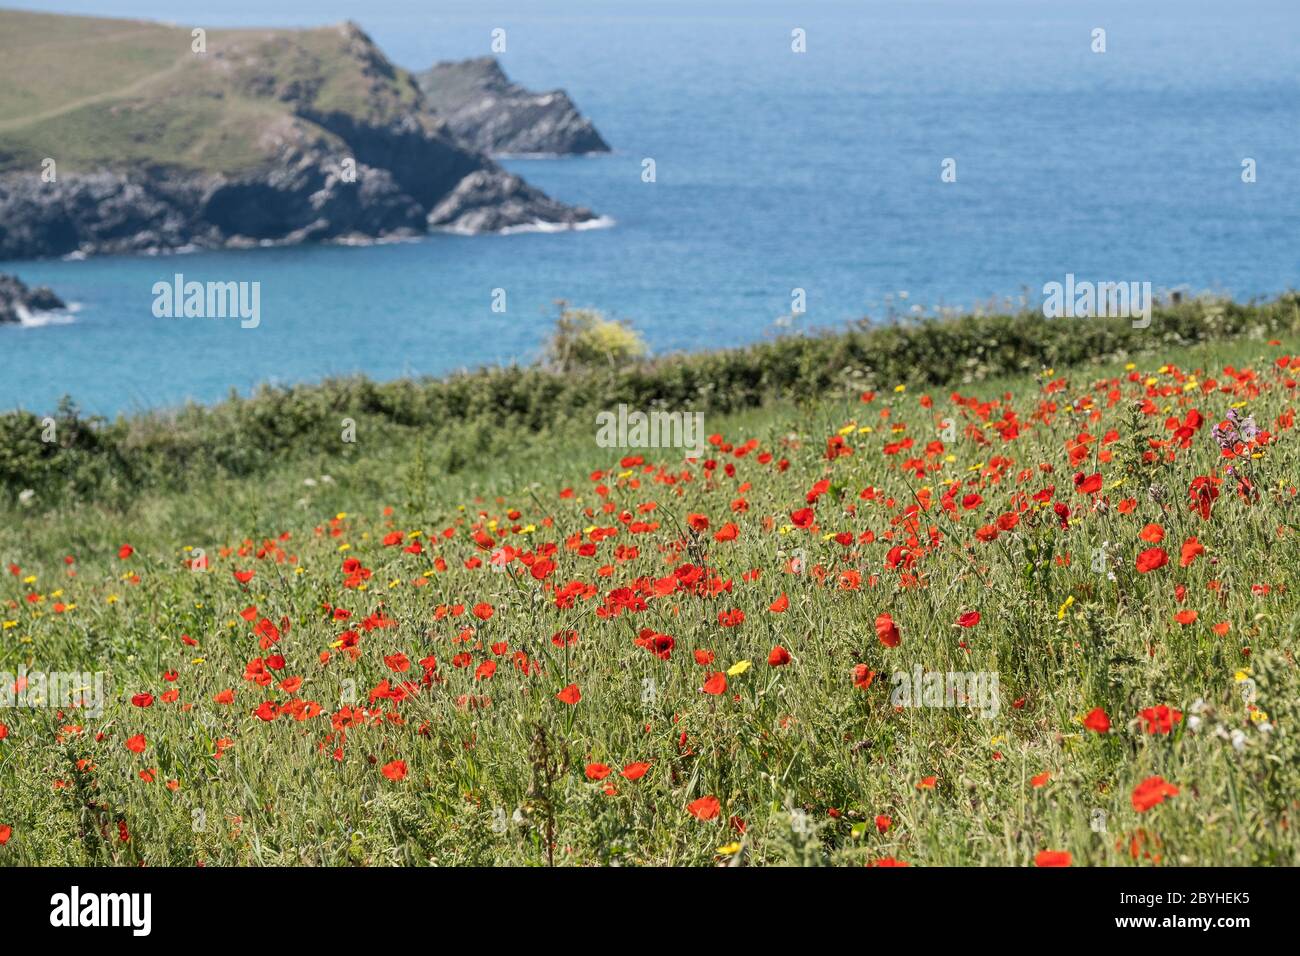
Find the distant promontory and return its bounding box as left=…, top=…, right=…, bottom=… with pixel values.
left=417, top=57, right=610, bottom=156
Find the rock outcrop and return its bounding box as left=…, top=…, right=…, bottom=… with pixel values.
left=0, top=273, right=65, bottom=324
left=427, top=168, right=598, bottom=233
left=417, top=57, right=609, bottom=156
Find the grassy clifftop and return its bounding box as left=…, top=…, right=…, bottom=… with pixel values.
left=0, top=10, right=428, bottom=174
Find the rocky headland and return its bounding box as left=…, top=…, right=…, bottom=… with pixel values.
left=0, top=12, right=602, bottom=261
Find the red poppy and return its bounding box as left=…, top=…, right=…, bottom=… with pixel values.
left=1138, top=523, right=1164, bottom=543
left=1136, top=547, right=1168, bottom=573
left=1082, top=707, right=1110, bottom=733
left=769, top=593, right=789, bottom=613
left=853, top=664, right=875, bottom=690
left=1138, top=705, right=1182, bottom=735
left=687, top=795, right=721, bottom=820
left=585, top=763, right=612, bottom=781
left=1131, top=776, right=1179, bottom=812
left=875, top=613, right=901, bottom=648
left=382, top=760, right=408, bottom=781
left=124, top=734, right=147, bottom=754
left=768, top=646, right=791, bottom=667
left=0, top=824, right=11, bottom=846
left=790, top=507, right=815, bottom=528
left=955, top=611, right=980, bottom=628
left=1188, top=475, right=1220, bottom=520
left=702, top=673, right=727, bottom=695
left=556, top=684, right=581, bottom=705
left=1035, top=850, right=1072, bottom=867
left=1074, top=473, right=1102, bottom=495
left=253, top=701, right=278, bottom=721
left=621, top=762, right=651, bottom=781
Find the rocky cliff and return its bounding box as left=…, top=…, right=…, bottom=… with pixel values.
left=417, top=57, right=609, bottom=156
left=0, top=12, right=599, bottom=260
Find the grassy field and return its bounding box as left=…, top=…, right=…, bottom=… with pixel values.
left=0, top=331, right=1297, bottom=866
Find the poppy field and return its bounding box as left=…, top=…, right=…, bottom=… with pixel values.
left=1, top=334, right=1298, bottom=867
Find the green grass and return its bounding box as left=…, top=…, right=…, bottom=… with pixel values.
left=0, top=329, right=1296, bottom=866
left=0, top=11, right=180, bottom=125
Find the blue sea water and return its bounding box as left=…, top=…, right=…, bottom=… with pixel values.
left=2, top=0, right=1298, bottom=416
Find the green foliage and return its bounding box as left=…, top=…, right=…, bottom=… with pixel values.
left=544, top=303, right=648, bottom=372
left=4, top=295, right=1298, bottom=507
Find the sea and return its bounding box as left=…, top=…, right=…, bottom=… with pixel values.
left=2, top=0, right=1298, bottom=415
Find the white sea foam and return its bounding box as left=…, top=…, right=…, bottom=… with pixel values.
left=497, top=215, right=616, bottom=236
left=493, top=150, right=613, bottom=161
left=13, top=301, right=79, bottom=328
left=429, top=215, right=615, bottom=237
left=142, top=244, right=201, bottom=257
left=329, top=233, right=425, bottom=248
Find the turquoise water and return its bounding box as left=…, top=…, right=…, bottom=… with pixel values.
left=2, top=0, right=1298, bottom=415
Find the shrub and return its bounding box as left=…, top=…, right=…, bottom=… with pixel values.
left=544, top=303, right=648, bottom=372
left=2, top=294, right=1297, bottom=505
